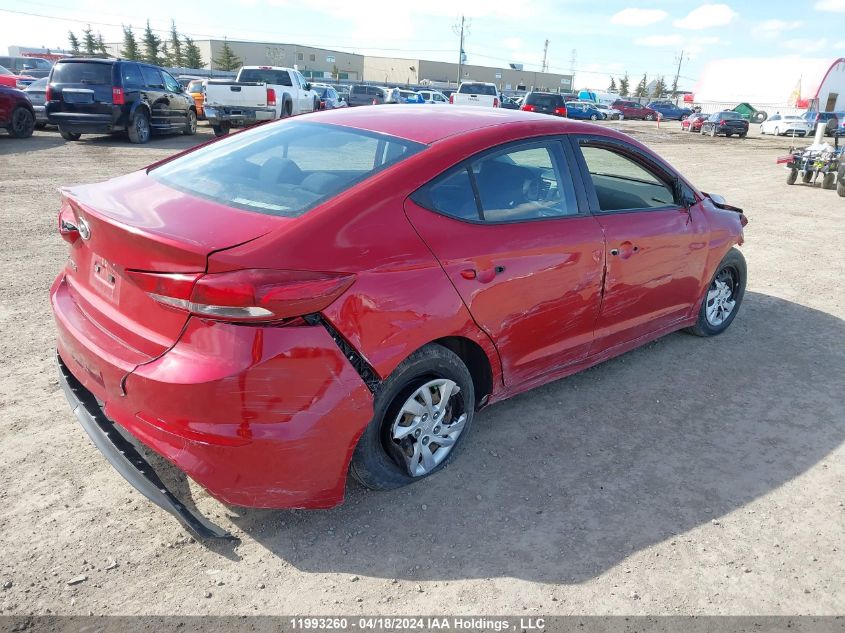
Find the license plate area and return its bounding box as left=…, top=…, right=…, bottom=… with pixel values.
left=63, top=89, right=95, bottom=104
left=90, top=255, right=120, bottom=302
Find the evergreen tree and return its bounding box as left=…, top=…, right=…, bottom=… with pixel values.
left=670, top=75, right=679, bottom=97
left=121, top=25, right=140, bottom=60
left=142, top=20, right=162, bottom=65
left=652, top=75, right=667, bottom=98
left=161, top=42, right=171, bottom=67
left=212, top=39, right=241, bottom=72
left=68, top=31, right=81, bottom=55
left=82, top=24, right=96, bottom=55
left=619, top=72, right=630, bottom=97
left=95, top=32, right=108, bottom=56
left=608, top=76, right=617, bottom=92
left=183, top=36, right=204, bottom=69
left=634, top=73, right=648, bottom=97
left=168, top=21, right=184, bottom=68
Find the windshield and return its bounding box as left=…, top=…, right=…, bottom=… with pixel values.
left=187, top=80, right=204, bottom=93
left=459, top=83, right=497, bottom=96
left=0, top=65, right=12, bottom=76
left=150, top=122, right=425, bottom=218
left=238, top=68, right=292, bottom=86
left=51, top=62, right=112, bottom=84
left=22, top=58, right=52, bottom=70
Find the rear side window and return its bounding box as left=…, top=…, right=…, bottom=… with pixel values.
left=459, top=83, right=497, bottom=96
left=140, top=66, right=164, bottom=88
left=150, top=121, right=425, bottom=218
left=52, top=62, right=112, bottom=85
left=120, top=63, right=144, bottom=89
left=238, top=68, right=292, bottom=86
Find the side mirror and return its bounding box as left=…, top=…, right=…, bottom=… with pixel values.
left=304, top=82, right=312, bottom=91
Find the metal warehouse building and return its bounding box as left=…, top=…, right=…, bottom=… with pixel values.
left=693, top=57, right=845, bottom=114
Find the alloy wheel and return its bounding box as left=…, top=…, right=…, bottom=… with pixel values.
left=12, top=108, right=33, bottom=136
left=705, top=268, right=737, bottom=327
left=136, top=116, right=150, bottom=142
left=389, top=378, right=467, bottom=477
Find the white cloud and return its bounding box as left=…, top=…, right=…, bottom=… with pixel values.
left=503, top=37, right=523, bottom=50
left=635, top=34, right=683, bottom=47
left=814, top=0, right=845, bottom=10
left=674, top=4, right=738, bottom=29
left=752, top=19, right=802, bottom=39
left=784, top=37, right=830, bottom=53
left=610, top=8, right=668, bottom=27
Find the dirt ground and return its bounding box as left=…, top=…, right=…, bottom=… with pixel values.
left=0, top=119, right=843, bottom=617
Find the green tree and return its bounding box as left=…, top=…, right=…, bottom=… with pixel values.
left=619, top=72, right=630, bottom=97
left=652, top=75, right=666, bottom=99
left=670, top=75, right=679, bottom=97
left=68, top=31, right=81, bottom=55
left=121, top=25, right=140, bottom=60
left=183, top=36, right=204, bottom=69
left=212, top=39, right=241, bottom=71
left=608, top=76, right=617, bottom=92
left=634, top=73, right=648, bottom=97
left=161, top=42, right=171, bottom=67
left=142, top=20, right=162, bottom=65
left=95, top=32, right=108, bottom=56
left=168, top=21, right=184, bottom=68
left=82, top=24, right=96, bottom=55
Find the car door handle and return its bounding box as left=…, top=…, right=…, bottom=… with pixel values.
left=461, top=266, right=505, bottom=282
left=610, top=244, right=639, bottom=258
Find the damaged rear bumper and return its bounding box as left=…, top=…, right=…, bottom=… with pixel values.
left=56, top=352, right=233, bottom=539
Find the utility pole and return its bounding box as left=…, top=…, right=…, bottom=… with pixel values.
left=453, top=15, right=468, bottom=87
left=541, top=39, right=549, bottom=73
left=569, top=48, right=577, bottom=91
left=672, top=50, right=686, bottom=97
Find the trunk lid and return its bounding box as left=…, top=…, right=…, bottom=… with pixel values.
left=51, top=60, right=115, bottom=117
left=205, top=81, right=267, bottom=108
left=59, top=171, right=278, bottom=357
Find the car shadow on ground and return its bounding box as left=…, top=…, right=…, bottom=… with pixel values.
left=0, top=127, right=214, bottom=154
left=191, top=291, right=844, bottom=583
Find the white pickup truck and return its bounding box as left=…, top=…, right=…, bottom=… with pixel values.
left=451, top=81, right=501, bottom=107
left=204, top=66, right=319, bottom=136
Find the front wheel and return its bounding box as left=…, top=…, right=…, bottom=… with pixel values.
left=787, top=168, right=798, bottom=185
left=590, top=114, right=598, bottom=120
left=686, top=248, right=746, bottom=337
left=9, top=107, right=35, bottom=138
left=350, top=344, right=475, bottom=490
left=645, top=114, right=655, bottom=121
left=710, top=127, right=717, bottom=137
left=802, top=170, right=814, bottom=184
left=822, top=172, right=836, bottom=190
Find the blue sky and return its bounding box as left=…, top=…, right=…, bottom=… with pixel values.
left=1, top=0, right=844, bottom=90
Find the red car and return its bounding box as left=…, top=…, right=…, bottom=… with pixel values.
left=611, top=100, right=660, bottom=121
left=52, top=107, right=748, bottom=537
left=681, top=113, right=708, bottom=132
left=0, top=64, right=36, bottom=89
left=0, top=85, right=36, bottom=138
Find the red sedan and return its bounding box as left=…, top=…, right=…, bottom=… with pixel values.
left=681, top=113, right=708, bottom=132
left=52, top=106, right=748, bottom=537
left=0, top=64, right=36, bottom=89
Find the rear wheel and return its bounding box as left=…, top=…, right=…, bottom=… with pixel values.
left=645, top=113, right=655, bottom=121
left=281, top=100, right=292, bottom=118
left=686, top=248, right=746, bottom=337
left=350, top=344, right=475, bottom=491
left=59, top=128, right=81, bottom=141
left=183, top=109, right=197, bottom=135
left=774, top=127, right=780, bottom=136
left=787, top=169, right=798, bottom=185
left=211, top=122, right=231, bottom=137
left=822, top=172, right=836, bottom=190
left=838, top=179, right=845, bottom=197
left=710, top=126, right=717, bottom=137
left=590, top=113, right=598, bottom=120
left=802, top=170, right=814, bottom=184
left=9, top=107, right=34, bottom=138
left=128, top=110, right=150, bottom=144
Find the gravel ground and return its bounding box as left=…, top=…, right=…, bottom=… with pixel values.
left=0, top=120, right=842, bottom=616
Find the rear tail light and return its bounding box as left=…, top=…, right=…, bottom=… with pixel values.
left=45, top=84, right=52, bottom=101
left=521, top=104, right=535, bottom=111
left=718, top=119, right=726, bottom=126
left=320, top=99, right=326, bottom=109
left=112, top=87, right=125, bottom=105
left=449, top=94, right=454, bottom=104
left=266, top=87, right=276, bottom=106
left=493, top=97, right=499, bottom=108
left=554, top=106, right=567, bottom=116
left=125, top=269, right=355, bottom=322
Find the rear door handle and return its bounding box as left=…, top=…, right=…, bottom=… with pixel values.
left=461, top=266, right=506, bottom=282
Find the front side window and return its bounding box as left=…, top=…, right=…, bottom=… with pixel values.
left=150, top=122, right=424, bottom=218
left=163, top=71, right=181, bottom=93
left=416, top=141, right=578, bottom=223
left=578, top=143, right=676, bottom=212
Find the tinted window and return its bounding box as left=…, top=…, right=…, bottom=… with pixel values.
left=21, top=58, right=52, bottom=70
left=140, top=66, right=164, bottom=88
left=163, top=71, right=182, bottom=92
left=423, top=168, right=478, bottom=220
left=0, top=64, right=12, bottom=75
left=525, top=93, right=561, bottom=108
left=719, top=112, right=743, bottom=120
left=458, top=83, right=497, bottom=96
left=52, top=62, right=112, bottom=85
left=186, top=80, right=204, bottom=93
left=121, top=63, right=144, bottom=89
left=238, top=68, right=292, bottom=86
left=579, top=144, right=676, bottom=212
left=151, top=122, right=424, bottom=218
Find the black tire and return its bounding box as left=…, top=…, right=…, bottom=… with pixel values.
left=787, top=169, right=798, bottom=185
left=59, top=128, right=81, bottom=141
left=645, top=114, right=655, bottom=121
left=752, top=111, right=767, bottom=123
left=34, top=122, right=47, bottom=130
left=211, top=122, right=230, bottom=137
left=128, top=110, right=151, bottom=144
left=739, top=132, right=747, bottom=138
left=838, top=179, right=845, bottom=197
left=802, top=170, right=813, bottom=184
left=726, top=132, right=732, bottom=137
left=183, top=109, right=197, bottom=135
left=350, top=344, right=476, bottom=491
left=9, top=106, right=35, bottom=138
left=686, top=248, right=747, bottom=337
left=822, top=172, right=836, bottom=190
left=281, top=100, right=293, bottom=118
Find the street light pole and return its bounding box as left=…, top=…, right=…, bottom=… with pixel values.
left=457, top=15, right=465, bottom=87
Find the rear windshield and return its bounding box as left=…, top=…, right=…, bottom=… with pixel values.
left=0, top=65, right=11, bottom=75
left=150, top=122, right=425, bottom=218
left=52, top=62, right=112, bottom=85
left=459, top=83, right=497, bottom=96
left=718, top=112, right=744, bottom=120
left=238, top=68, right=292, bottom=86
left=186, top=80, right=204, bottom=93
left=525, top=93, right=560, bottom=107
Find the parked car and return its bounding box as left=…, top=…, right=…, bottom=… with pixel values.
left=186, top=79, right=206, bottom=119
left=335, top=85, right=350, bottom=101
left=566, top=101, right=604, bottom=120
left=646, top=101, right=693, bottom=121
left=204, top=66, right=318, bottom=136
left=46, top=58, right=197, bottom=143
left=23, top=77, right=49, bottom=128
left=0, top=84, right=36, bottom=138
left=347, top=84, right=389, bottom=106
left=0, top=55, right=53, bottom=79
left=595, top=103, right=623, bottom=120
left=578, top=90, right=622, bottom=106
left=397, top=89, right=424, bottom=104
left=451, top=81, right=500, bottom=107
left=311, top=83, right=347, bottom=109
left=700, top=111, right=749, bottom=138
left=521, top=91, right=567, bottom=116
left=760, top=114, right=812, bottom=137
left=499, top=95, right=520, bottom=110
left=0, top=64, right=36, bottom=89
left=802, top=111, right=841, bottom=136
left=680, top=113, right=708, bottom=133
left=50, top=107, right=748, bottom=536
left=611, top=100, right=659, bottom=120
left=417, top=89, right=449, bottom=104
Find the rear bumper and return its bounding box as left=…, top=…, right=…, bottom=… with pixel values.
left=204, top=106, right=276, bottom=126
left=48, top=112, right=120, bottom=134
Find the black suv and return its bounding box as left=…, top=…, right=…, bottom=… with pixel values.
left=46, top=58, right=197, bottom=143
left=347, top=84, right=388, bottom=107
